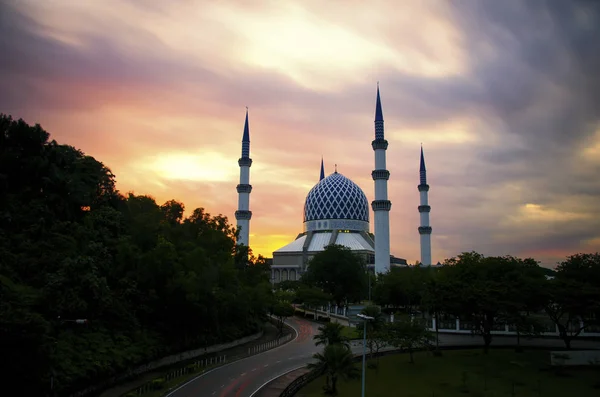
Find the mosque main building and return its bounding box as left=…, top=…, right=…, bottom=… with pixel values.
left=234, top=86, right=433, bottom=283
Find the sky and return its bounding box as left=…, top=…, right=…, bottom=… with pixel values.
left=1, top=0, right=599, bottom=268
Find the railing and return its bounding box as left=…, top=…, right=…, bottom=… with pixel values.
left=248, top=333, right=293, bottom=355
left=129, top=355, right=226, bottom=396
left=280, top=365, right=326, bottom=397
left=125, top=321, right=296, bottom=396
left=294, top=306, right=600, bottom=337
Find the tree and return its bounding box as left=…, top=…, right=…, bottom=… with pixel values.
left=387, top=318, right=433, bottom=364
left=499, top=258, right=548, bottom=351
left=0, top=115, right=275, bottom=395
left=440, top=252, right=545, bottom=354
left=276, top=279, right=301, bottom=292
left=544, top=253, right=600, bottom=349
left=272, top=302, right=294, bottom=334
left=296, top=285, right=332, bottom=320
left=307, top=344, right=358, bottom=395
left=302, top=244, right=367, bottom=307
left=355, top=305, right=387, bottom=362
left=373, top=265, right=428, bottom=315
left=421, top=269, right=449, bottom=353
left=314, top=322, right=350, bottom=349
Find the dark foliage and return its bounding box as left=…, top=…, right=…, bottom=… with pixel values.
left=0, top=115, right=272, bottom=395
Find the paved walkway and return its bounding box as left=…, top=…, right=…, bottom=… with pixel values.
left=100, top=322, right=290, bottom=397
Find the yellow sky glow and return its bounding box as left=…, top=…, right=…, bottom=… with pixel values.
left=511, top=203, right=588, bottom=224
left=4, top=0, right=598, bottom=266
left=140, top=152, right=237, bottom=182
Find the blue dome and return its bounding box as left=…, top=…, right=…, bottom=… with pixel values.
left=304, top=172, right=369, bottom=223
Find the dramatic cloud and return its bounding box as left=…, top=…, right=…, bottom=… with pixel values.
left=1, top=0, right=599, bottom=267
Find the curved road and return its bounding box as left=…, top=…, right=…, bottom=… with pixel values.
left=167, top=316, right=321, bottom=397
left=168, top=317, right=600, bottom=397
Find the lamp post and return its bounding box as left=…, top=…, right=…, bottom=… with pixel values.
left=357, top=313, right=374, bottom=397
left=367, top=269, right=372, bottom=302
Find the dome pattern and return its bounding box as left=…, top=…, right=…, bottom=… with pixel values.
left=304, top=172, right=369, bottom=223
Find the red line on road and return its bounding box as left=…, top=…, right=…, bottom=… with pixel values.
left=220, top=377, right=242, bottom=397
left=234, top=376, right=254, bottom=397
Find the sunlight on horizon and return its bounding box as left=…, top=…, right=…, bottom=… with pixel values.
left=140, top=152, right=238, bottom=182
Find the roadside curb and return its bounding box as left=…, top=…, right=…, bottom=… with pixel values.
left=161, top=320, right=299, bottom=397
left=249, top=366, right=308, bottom=397
left=251, top=339, right=600, bottom=397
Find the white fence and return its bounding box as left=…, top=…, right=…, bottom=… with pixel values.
left=295, top=306, right=600, bottom=338
left=70, top=332, right=263, bottom=397
left=248, top=333, right=293, bottom=355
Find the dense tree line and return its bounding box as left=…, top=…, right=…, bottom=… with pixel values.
left=284, top=245, right=599, bottom=352
left=0, top=115, right=272, bottom=396
left=374, top=252, right=600, bottom=351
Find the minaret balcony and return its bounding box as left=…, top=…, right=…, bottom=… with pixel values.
left=418, top=184, right=430, bottom=192
left=371, top=170, right=390, bottom=180
left=418, top=226, right=432, bottom=235
left=418, top=205, right=431, bottom=213
left=371, top=200, right=392, bottom=211
left=236, top=184, right=253, bottom=193
left=235, top=210, right=252, bottom=220
left=371, top=139, right=389, bottom=150
left=238, top=158, right=253, bottom=167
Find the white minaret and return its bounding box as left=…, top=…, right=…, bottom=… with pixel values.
left=235, top=108, right=252, bottom=248
left=372, top=84, right=392, bottom=274
left=418, top=146, right=432, bottom=265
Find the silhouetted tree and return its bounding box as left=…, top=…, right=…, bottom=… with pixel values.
left=302, top=244, right=367, bottom=307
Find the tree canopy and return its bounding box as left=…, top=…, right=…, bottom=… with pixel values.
left=366, top=251, right=599, bottom=351
left=0, top=115, right=272, bottom=395
left=301, top=244, right=367, bottom=306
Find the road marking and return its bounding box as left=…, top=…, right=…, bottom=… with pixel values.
left=251, top=368, right=257, bottom=371
left=241, top=373, right=246, bottom=376
left=212, top=393, right=215, bottom=395
left=249, top=365, right=307, bottom=397
left=288, top=357, right=293, bottom=360
left=276, top=360, right=281, bottom=363
left=263, top=364, right=269, bottom=367
left=164, top=319, right=301, bottom=397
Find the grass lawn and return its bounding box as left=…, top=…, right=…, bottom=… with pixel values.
left=300, top=348, right=600, bottom=397
left=340, top=325, right=359, bottom=340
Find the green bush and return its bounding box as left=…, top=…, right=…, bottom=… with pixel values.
left=151, top=378, right=166, bottom=390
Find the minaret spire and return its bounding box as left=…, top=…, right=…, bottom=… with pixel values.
left=418, top=146, right=432, bottom=266
left=235, top=108, right=253, bottom=252
left=241, top=107, right=250, bottom=157
left=371, top=83, right=392, bottom=274
left=420, top=144, right=427, bottom=185
left=320, top=157, right=325, bottom=181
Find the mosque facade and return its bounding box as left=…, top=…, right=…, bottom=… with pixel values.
left=234, top=86, right=433, bottom=283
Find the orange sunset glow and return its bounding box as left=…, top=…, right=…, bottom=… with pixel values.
left=1, top=0, right=599, bottom=267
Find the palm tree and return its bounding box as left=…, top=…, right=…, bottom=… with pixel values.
left=313, top=322, right=350, bottom=348
left=308, top=344, right=359, bottom=395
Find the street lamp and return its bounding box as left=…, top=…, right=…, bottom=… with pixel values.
left=357, top=313, right=374, bottom=397
left=58, top=316, right=88, bottom=325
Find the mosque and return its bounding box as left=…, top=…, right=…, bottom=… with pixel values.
left=233, top=86, right=433, bottom=283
